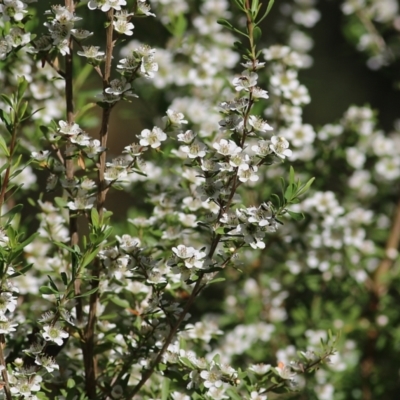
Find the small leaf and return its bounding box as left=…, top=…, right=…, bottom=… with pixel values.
left=39, top=286, right=59, bottom=295
left=91, top=207, right=99, bottom=228
left=257, top=0, right=275, bottom=24
left=209, top=277, right=226, bottom=284
left=74, top=286, right=99, bottom=298
left=297, top=177, right=315, bottom=197
left=286, top=210, right=304, bottom=221
left=61, top=272, right=68, bottom=286
left=0, top=135, right=9, bottom=156
left=217, top=18, right=233, bottom=29
left=289, top=166, right=295, bottom=185
left=109, top=296, right=130, bottom=309
left=253, top=26, right=262, bottom=43
left=284, top=184, right=293, bottom=201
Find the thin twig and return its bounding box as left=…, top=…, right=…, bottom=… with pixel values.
left=83, top=8, right=115, bottom=399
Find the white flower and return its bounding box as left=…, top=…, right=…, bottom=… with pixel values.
left=88, top=0, right=127, bottom=12
left=105, top=77, right=133, bottom=96
left=0, top=0, right=27, bottom=22
left=248, top=115, right=273, bottom=132
left=42, top=322, right=69, bottom=346
left=172, top=244, right=196, bottom=259
left=232, top=71, right=258, bottom=91
left=280, top=123, right=315, bottom=147
left=181, top=142, right=207, bottom=158
left=375, top=156, right=400, bottom=180
left=114, top=19, right=134, bottom=35
left=252, top=140, right=272, bottom=157
left=238, top=165, right=259, bottom=182
left=251, top=86, right=269, bottom=99
left=0, top=316, right=18, bottom=333
left=35, top=355, right=59, bottom=373
left=77, top=45, right=105, bottom=59
left=269, top=136, right=292, bottom=159
left=213, top=139, right=241, bottom=156
left=138, top=126, right=167, bottom=148
left=71, top=29, right=93, bottom=40
left=200, top=364, right=223, bottom=388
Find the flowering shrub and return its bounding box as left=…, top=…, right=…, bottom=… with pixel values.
left=0, top=0, right=399, bottom=399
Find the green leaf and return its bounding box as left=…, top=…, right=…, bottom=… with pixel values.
left=289, top=166, right=295, bottom=185
left=80, top=248, right=100, bottom=269
left=61, top=272, right=68, bottom=286
left=47, top=274, right=59, bottom=292
left=1, top=203, right=23, bottom=223
left=39, top=285, right=59, bottom=295
left=91, top=207, right=99, bottom=228
left=217, top=18, right=233, bottom=30
left=284, top=184, right=293, bottom=201
left=286, top=210, right=304, bottom=221
left=253, top=26, right=262, bottom=43
left=0, top=134, right=9, bottom=156
left=74, top=286, right=99, bottom=298
left=17, top=76, right=28, bottom=100
left=296, top=177, right=315, bottom=197
left=54, top=241, right=76, bottom=254
left=161, top=377, right=170, bottom=400
left=66, top=378, right=75, bottom=389
left=226, top=389, right=243, bottom=400
left=257, top=0, right=275, bottom=25
left=8, top=263, right=33, bottom=277
left=0, top=94, right=13, bottom=108
left=17, top=100, right=28, bottom=120
left=209, top=277, right=226, bottom=284
left=110, top=296, right=130, bottom=308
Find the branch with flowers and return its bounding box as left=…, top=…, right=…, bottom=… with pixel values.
left=6, top=0, right=400, bottom=399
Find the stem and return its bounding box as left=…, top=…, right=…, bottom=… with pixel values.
left=127, top=277, right=204, bottom=398
left=361, top=195, right=400, bottom=399
left=83, top=9, right=115, bottom=399
left=64, top=0, right=82, bottom=324
left=0, top=336, right=11, bottom=400
left=0, top=121, right=18, bottom=215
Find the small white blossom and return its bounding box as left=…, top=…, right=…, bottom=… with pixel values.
left=42, top=322, right=69, bottom=346
left=138, top=127, right=167, bottom=148
left=269, top=136, right=292, bottom=159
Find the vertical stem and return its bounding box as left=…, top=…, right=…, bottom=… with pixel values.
left=83, top=9, right=115, bottom=399
left=64, top=0, right=82, bottom=324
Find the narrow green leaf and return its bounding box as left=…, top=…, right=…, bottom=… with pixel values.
left=161, top=377, right=170, bottom=400
left=209, top=277, right=226, bottom=284
left=17, top=100, right=28, bottom=120
left=39, top=285, right=59, bottom=295
left=286, top=210, right=304, bottom=221
left=1, top=204, right=22, bottom=222
left=289, top=166, right=295, bottom=185
left=91, top=207, right=99, bottom=228
left=0, top=94, right=13, bottom=108
left=297, top=177, right=315, bottom=197
left=17, top=76, right=28, bottom=100
left=217, top=18, right=233, bottom=29
left=109, top=296, right=130, bottom=308
left=257, top=0, right=275, bottom=24
left=0, top=135, right=9, bottom=156
left=61, top=272, right=68, bottom=286
left=81, top=248, right=100, bottom=269
left=74, top=286, right=99, bottom=298
left=54, top=241, right=76, bottom=254
left=284, top=184, right=293, bottom=201
left=8, top=263, right=33, bottom=278
left=47, top=274, right=59, bottom=292
left=253, top=26, right=262, bottom=43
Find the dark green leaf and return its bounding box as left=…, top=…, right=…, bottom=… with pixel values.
left=286, top=210, right=304, bottom=221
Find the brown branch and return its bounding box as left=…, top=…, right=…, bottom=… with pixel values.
left=362, top=195, right=400, bottom=400
left=83, top=8, right=115, bottom=399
